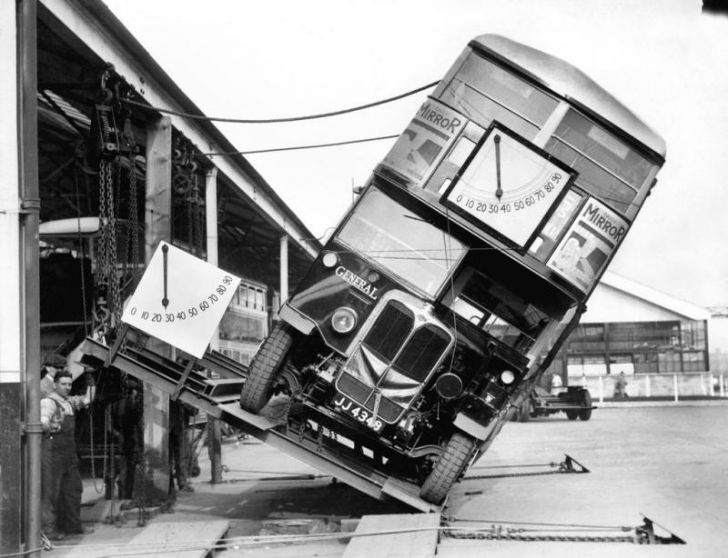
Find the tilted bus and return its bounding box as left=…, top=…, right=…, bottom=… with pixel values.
left=239, top=34, right=666, bottom=505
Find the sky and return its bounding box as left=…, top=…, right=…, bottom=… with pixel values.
left=103, top=0, right=728, bottom=309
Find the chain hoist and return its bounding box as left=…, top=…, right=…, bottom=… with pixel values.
left=91, top=68, right=139, bottom=340
left=172, top=142, right=204, bottom=256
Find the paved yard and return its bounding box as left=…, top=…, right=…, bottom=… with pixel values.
left=440, top=404, right=728, bottom=557
left=52, top=403, right=728, bottom=557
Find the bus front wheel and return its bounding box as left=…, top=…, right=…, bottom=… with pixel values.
left=420, top=432, right=476, bottom=505
left=239, top=323, right=293, bottom=413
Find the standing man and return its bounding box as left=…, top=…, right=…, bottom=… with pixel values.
left=110, top=379, right=143, bottom=501
left=614, top=371, right=629, bottom=398
left=40, top=368, right=95, bottom=541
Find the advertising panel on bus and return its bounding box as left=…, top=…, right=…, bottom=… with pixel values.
left=547, top=197, right=629, bottom=292
left=381, top=99, right=465, bottom=186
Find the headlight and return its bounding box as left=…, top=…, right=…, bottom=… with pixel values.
left=321, top=251, right=339, bottom=268
left=331, top=307, right=357, bottom=334
left=500, top=370, right=516, bottom=385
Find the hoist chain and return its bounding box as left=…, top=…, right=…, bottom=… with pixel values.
left=128, top=154, right=139, bottom=274
left=107, top=165, right=121, bottom=327
left=96, top=159, right=108, bottom=286
left=186, top=180, right=194, bottom=253
left=94, top=158, right=121, bottom=338
left=93, top=159, right=110, bottom=338
left=190, top=173, right=204, bottom=256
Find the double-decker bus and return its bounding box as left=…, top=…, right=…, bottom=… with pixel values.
left=239, top=34, right=666, bottom=505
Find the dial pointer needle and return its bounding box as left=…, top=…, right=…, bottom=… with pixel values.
left=162, top=244, right=169, bottom=308
left=494, top=134, right=503, bottom=201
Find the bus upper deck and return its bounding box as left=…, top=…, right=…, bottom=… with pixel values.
left=375, top=34, right=665, bottom=302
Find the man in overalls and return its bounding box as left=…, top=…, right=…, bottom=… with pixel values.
left=40, top=368, right=95, bottom=541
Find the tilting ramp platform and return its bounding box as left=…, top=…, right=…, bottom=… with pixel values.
left=80, top=337, right=441, bottom=513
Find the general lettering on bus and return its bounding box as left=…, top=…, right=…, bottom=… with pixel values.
left=335, top=266, right=379, bottom=300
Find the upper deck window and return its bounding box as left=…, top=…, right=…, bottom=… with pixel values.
left=441, top=53, right=558, bottom=140
left=337, top=187, right=467, bottom=297
left=545, top=110, right=656, bottom=214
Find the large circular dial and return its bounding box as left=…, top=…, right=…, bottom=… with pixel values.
left=121, top=241, right=240, bottom=358
left=444, top=126, right=571, bottom=247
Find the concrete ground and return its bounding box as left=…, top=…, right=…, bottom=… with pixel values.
left=45, top=401, right=727, bottom=557
left=441, top=402, right=728, bottom=557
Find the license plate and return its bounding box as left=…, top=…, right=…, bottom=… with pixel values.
left=332, top=394, right=385, bottom=433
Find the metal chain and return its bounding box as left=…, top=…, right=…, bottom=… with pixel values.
left=96, top=159, right=108, bottom=286
left=465, top=469, right=567, bottom=480
left=93, top=158, right=122, bottom=336
left=106, top=163, right=121, bottom=328
left=191, top=173, right=204, bottom=256
left=443, top=529, right=636, bottom=543
left=465, top=456, right=587, bottom=481
left=128, top=154, right=139, bottom=274
left=93, top=160, right=110, bottom=338
left=186, top=177, right=194, bottom=252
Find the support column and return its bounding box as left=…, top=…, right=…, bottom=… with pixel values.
left=139, top=116, right=173, bottom=499
left=19, top=1, right=41, bottom=553
left=205, top=167, right=223, bottom=484
left=279, top=234, right=289, bottom=309
left=1, top=1, right=40, bottom=555
left=0, top=2, right=23, bottom=553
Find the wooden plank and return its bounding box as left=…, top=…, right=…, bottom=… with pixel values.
left=141, top=115, right=173, bottom=497
left=127, top=520, right=229, bottom=558
left=343, top=513, right=440, bottom=558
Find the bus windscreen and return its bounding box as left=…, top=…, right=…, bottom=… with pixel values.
left=337, top=187, right=467, bottom=297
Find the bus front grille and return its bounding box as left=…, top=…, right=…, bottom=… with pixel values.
left=336, top=372, right=402, bottom=423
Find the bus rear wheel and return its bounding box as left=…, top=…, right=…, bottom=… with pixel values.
left=239, top=323, right=293, bottom=413
left=578, top=390, right=592, bottom=421
left=517, top=398, right=532, bottom=422
left=420, top=432, right=476, bottom=505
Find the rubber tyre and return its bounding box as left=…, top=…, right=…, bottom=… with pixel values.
left=420, top=433, right=476, bottom=505
left=578, top=390, right=592, bottom=421
left=517, top=399, right=532, bottom=423
left=239, top=324, right=293, bottom=413
left=566, top=410, right=578, bottom=420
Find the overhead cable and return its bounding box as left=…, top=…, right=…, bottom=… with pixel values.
left=203, top=133, right=399, bottom=156
left=122, top=81, right=438, bottom=124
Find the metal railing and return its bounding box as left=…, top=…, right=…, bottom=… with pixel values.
left=569, top=372, right=727, bottom=403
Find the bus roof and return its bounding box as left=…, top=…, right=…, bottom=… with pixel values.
left=470, top=34, right=666, bottom=159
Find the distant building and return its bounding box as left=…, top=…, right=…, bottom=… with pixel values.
left=708, top=306, right=728, bottom=375
left=546, top=270, right=711, bottom=385
left=217, top=278, right=270, bottom=365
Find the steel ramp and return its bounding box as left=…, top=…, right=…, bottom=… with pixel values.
left=79, top=337, right=441, bottom=513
